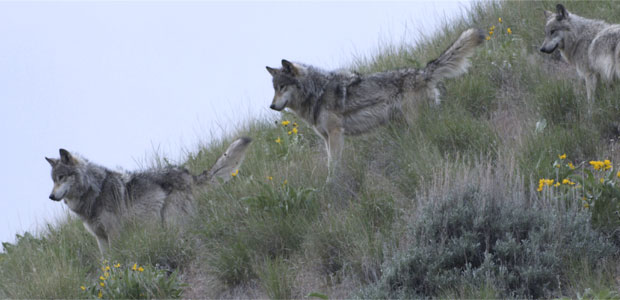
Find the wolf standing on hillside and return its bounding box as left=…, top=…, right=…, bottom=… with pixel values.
left=266, top=28, right=484, bottom=178
left=45, top=137, right=251, bottom=256
left=540, top=4, right=620, bottom=106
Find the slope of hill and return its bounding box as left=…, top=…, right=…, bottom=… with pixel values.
left=3, top=0, right=620, bottom=298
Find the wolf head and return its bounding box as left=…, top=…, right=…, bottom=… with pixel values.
left=540, top=4, right=571, bottom=54
left=45, top=149, right=83, bottom=201
left=265, top=59, right=307, bottom=111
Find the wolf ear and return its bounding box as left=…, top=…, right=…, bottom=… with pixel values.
left=59, top=148, right=75, bottom=165
left=45, top=157, right=58, bottom=166
left=556, top=4, right=568, bottom=20
left=281, top=59, right=300, bottom=76
left=266, top=66, right=278, bottom=76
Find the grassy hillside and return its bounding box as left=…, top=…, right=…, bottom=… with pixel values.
left=3, top=0, right=620, bottom=298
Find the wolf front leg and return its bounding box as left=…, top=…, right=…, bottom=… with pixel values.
left=326, top=127, right=344, bottom=182
left=584, top=73, right=597, bottom=113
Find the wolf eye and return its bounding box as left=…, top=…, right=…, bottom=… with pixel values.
left=58, top=175, right=65, bottom=181
left=550, top=29, right=556, bottom=35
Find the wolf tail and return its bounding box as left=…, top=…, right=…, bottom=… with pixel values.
left=194, top=137, right=252, bottom=185
left=422, top=28, right=485, bottom=85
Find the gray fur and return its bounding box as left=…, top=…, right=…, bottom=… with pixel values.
left=266, top=28, right=484, bottom=179
left=540, top=4, right=620, bottom=106
left=45, top=137, right=252, bottom=256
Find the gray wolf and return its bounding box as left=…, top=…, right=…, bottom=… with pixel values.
left=266, top=28, right=484, bottom=178
left=540, top=4, right=620, bottom=106
left=45, top=137, right=251, bottom=256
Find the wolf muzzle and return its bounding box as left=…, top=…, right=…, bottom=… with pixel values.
left=270, top=104, right=284, bottom=111
left=539, top=44, right=558, bottom=53
left=49, top=194, right=61, bottom=201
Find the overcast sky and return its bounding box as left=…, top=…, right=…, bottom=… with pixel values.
left=0, top=1, right=471, bottom=247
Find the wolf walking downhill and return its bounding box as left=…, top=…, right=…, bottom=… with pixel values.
left=45, top=137, right=252, bottom=256
left=266, top=28, right=484, bottom=178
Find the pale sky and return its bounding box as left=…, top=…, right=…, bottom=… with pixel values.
left=0, top=1, right=471, bottom=247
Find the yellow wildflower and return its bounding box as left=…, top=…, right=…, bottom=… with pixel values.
left=99, top=276, right=106, bottom=281
left=132, top=263, right=137, bottom=271
left=281, top=120, right=290, bottom=126
left=604, top=159, right=612, bottom=170
left=489, top=30, right=494, bottom=36
left=293, top=122, right=298, bottom=127
left=559, top=153, right=566, bottom=160
left=600, top=178, right=605, bottom=184
left=507, top=28, right=512, bottom=34
left=562, top=178, right=576, bottom=186
left=555, top=164, right=560, bottom=168
left=100, top=282, right=105, bottom=287
left=275, top=137, right=281, bottom=144
left=267, top=176, right=273, bottom=181
left=538, top=178, right=555, bottom=192
left=583, top=202, right=590, bottom=209
left=590, top=160, right=604, bottom=170
left=553, top=182, right=561, bottom=187
left=114, top=263, right=121, bottom=268
left=490, top=25, right=495, bottom=30
left=292, top=127, right=298, bottom=134
left=80, top=286, right=86, bottom=291
left=231, top=169, right=239, bottom=177
left=288, top=131, right=292, bottom=135
left=283, top=179, right=288, bottom=185
left=499, top=17, right=502, bottom=23
left=617, top=171, right=620, bottom=178
left=98, top=291, right=103, bottom=298
left=104, top=272, right=109, bottom=278
left=486, top=36, right=491, bottom=41
left=138, top=266, right=144, bottom=272
left=568, top=162, right=575, bottom=170
left=105, top=266, right=110, bottom=271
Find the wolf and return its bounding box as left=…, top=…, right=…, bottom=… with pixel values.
left=540, top=4, right=620, bottom=106
left=45, top=137, right=251, bottom=256
left=266, top=28, right=484, bottom=177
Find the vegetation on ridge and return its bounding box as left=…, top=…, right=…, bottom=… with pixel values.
left=3, top=0, right=620, bottom=298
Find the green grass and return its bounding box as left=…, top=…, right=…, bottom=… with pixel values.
left=3, top=0, right=620, bottom=298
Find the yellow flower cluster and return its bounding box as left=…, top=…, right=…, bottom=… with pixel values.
left=537, top=178, right=555, bottom=192
left=538, top=177, right=577, bottom=192
left=231, top=169, right=239, bottom=177
left=589, top=160, right=612, bottom=170
left=562, top=178, right=576, bottom=185
left=486, top=17, right=512, bottom=40
left=281, top=119, right=300, bottom=135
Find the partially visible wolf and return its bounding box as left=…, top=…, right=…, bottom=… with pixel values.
left=266, top=28, right=484, bottom=177
left=45, top=137, right=251, bottom=255
left=540, top=4, right=620, bottom=105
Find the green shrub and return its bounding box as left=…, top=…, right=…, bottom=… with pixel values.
left=257, top=257, right=294, bottom=300
left=80, top=261, right=184, bottom=299
left=361, top=161, right=617, bottom=299
left=534, top=79, right=583, bottom=127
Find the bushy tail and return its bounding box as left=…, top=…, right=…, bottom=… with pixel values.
left=194, top=137, right=252, bottom=185
left=423, top=28, right=485, bottom=84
